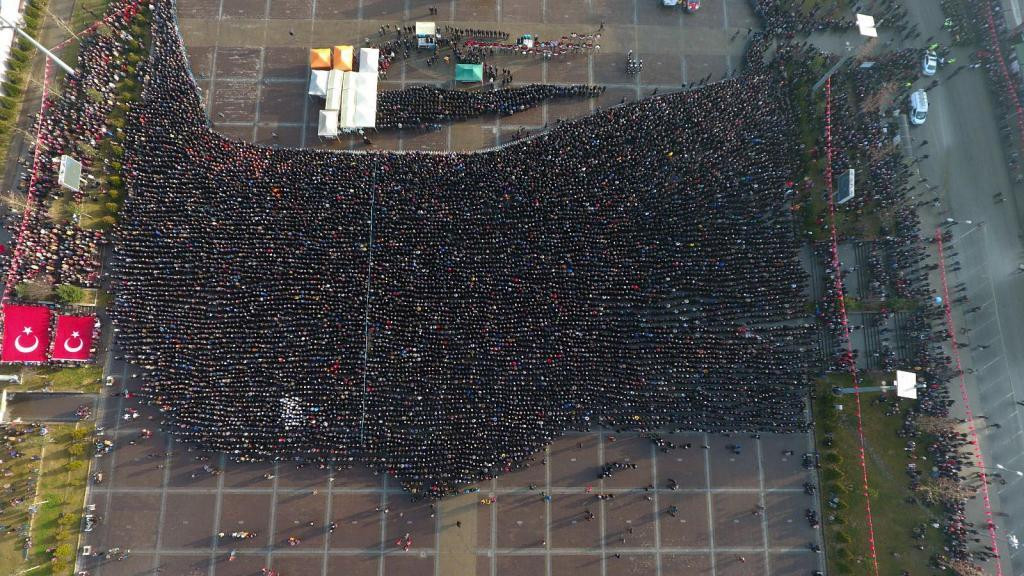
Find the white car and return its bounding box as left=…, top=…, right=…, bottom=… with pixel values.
left=909, top=90, right=928, bottom=125
left=922, top=51, right=938, bottom=76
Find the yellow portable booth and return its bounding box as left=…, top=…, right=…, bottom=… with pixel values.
left=309, top=48, right=331, bottom=70
left=332, top=45, right=354, bottom=71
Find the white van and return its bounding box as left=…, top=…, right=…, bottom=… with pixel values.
left=909, top=90, right=928, bottom=125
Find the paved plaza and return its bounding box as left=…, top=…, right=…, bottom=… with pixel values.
left=81, top=361, right=823, bottom=576
left=76, top=1, right=825, bottom=575
left=173, top=0, right=759, bottom=151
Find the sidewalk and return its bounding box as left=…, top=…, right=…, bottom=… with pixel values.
left=998, top=0, right=1023, bottom=28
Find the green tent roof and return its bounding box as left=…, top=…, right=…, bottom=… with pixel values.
left=455, top=63, right=483, bottom=82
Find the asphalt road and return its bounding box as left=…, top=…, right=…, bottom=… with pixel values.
left=5, top=391, right=95, bottom=422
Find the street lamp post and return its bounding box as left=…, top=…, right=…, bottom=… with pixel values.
left=965, top=463, right=1024, bottom=476
left=995, top=463, right=1024, bottom=477
left=0, top=15, right=75, bottom=76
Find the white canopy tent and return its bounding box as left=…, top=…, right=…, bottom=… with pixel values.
left=350, top=71, right=378, bottom=128
left=325, top=69, right=343, bottom=111
left=359, top=48, right=379, bottom=74
left=318, top=110, right=339, bottom=137
left=307, top=69, right=329, bottom=97
left=339, top=72, right=357, bottom=129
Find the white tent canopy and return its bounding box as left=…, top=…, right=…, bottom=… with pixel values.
left=359, top=48, right=379, bottom=74
left=350, top=71, right=378, bottom=128
left=307, top=69, right=329, bottom=97
left=336, top=72, right=378, bottom=129
left=325, top=69, right=343, bottom=111
left=318, top=110, right=339, bottom=137
left=339, top=72, right=356, bottom=129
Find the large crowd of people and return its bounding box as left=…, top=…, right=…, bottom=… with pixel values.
left=99, top=0, right=816, bottom=496
left=375, top=84, right=604, bottom=129
left=0, top=0, right=1005, bottom=572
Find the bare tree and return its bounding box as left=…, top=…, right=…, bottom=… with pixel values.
left=916, top=415, right=958, bottom=435
left=859, top=81, right=901, bottom=114
left=916, top=477, right=977, bottom=505
left=947, top=558, right=985, bottom=576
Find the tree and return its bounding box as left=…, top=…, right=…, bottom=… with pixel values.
left=67, top=443, right=85, bottom=457
left=915, top=477, right=977, bottom=505
left=946, top=558, right=985, bottom=576
left=55, top=284, right=85, bottom=305
left=54, top=542, right=73, bottom=561
left=916, top=415, right=958, bottom=435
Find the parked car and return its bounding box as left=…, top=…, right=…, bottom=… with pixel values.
left=922, top=51, right=938, bottom=76
left=909, top=90, right=929, bottom=125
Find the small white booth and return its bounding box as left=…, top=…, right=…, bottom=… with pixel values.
left=318, top=110, right=339, bottom=137
left=359, top=48, right=380, bottom=74
left=307, top=69, right=329, bottom=97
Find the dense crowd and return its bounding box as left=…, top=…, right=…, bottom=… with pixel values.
left=0, top=0, right=1003, bottom=573
left=375, top=84, right=603, bottom=128
left=102, top=0, right=814, bottom=496
left=0, top=2, right=147, bottom=294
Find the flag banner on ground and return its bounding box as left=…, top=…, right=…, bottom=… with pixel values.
left=1, top=305, right=51, bottom=363
left=51, top=315, right=95, bottom=361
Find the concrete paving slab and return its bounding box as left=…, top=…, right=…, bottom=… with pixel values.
left=659, top=491, right=709, bottom=547
left=218, top=493, right=273, bottom=548
left=711, top=492, right=763, bottom=549
left=162, top=493, right=217, bottom=549
left=268, top=0, right=313, bottom=20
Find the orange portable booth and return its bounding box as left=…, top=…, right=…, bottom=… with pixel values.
left=309, top=48, right=331, bottom=70
left=332, top=45, right=354, bottom=71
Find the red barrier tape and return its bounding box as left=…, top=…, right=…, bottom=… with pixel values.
left=823, top=76, right=881, bottom=576
left=935, top=228, right=1004, bottom=576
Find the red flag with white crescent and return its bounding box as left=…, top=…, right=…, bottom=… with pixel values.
left=51, top=315, right=95, bottom=362
left=1, top=305, right=51, bottom=363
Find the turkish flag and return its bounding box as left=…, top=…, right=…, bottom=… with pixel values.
left=51, top=315, right=95, bottom=362
left=1, top=305, right=51, bottom=363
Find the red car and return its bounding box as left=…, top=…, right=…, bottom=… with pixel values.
left=686, top=0, right=700, bottom=11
